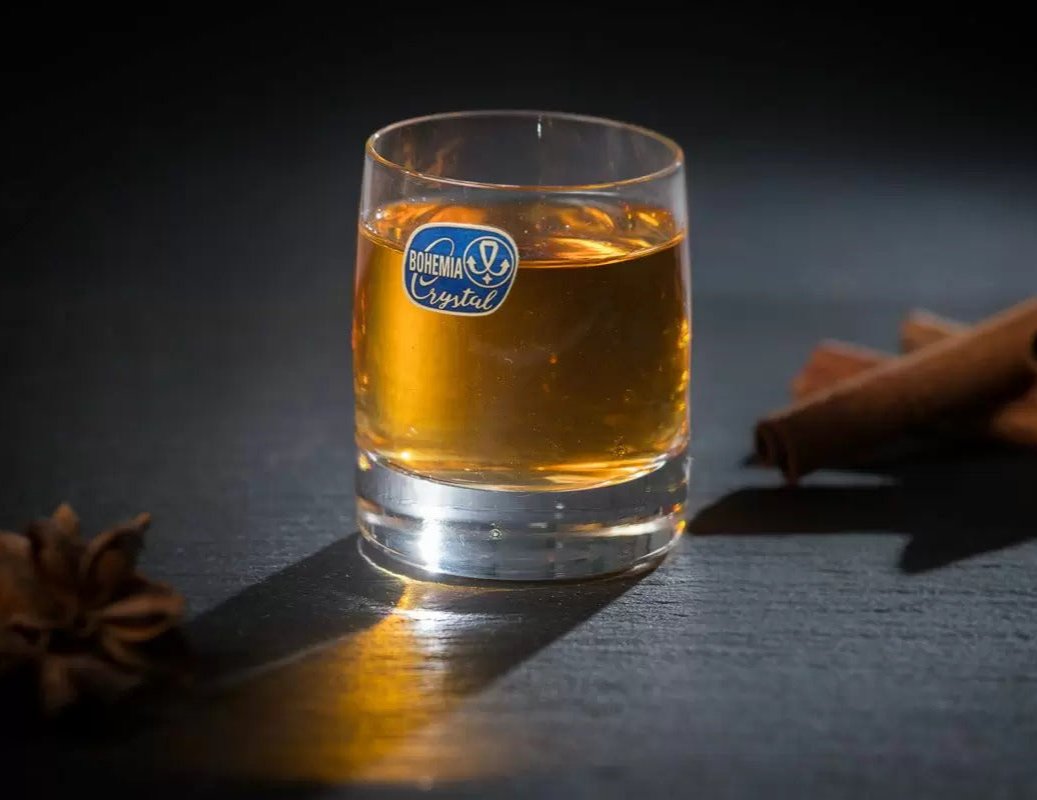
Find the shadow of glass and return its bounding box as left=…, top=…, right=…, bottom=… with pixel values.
left=187, top=534, right=408, bottom=684
left=691, top=445, right=1037, bottom=573
left=70, top=531, right=648, bottom=791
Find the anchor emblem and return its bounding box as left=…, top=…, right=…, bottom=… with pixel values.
left=464, top=235, right=514, bottom=287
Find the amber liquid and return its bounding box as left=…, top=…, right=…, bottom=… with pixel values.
left=353, top=199, right=690, bottom=489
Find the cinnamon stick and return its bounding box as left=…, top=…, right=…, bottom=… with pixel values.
left=791, top=340, right=888, bottom=400
left=899, top=310, right=1037, bottom=446
left=793, top=313, right=1037, bottom=448
left=899, top=309, right=967, bottom=351
left=757, top=297, right=1037, bottom=482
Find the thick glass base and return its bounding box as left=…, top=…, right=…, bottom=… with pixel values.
left=356, top=449, right=689, bottom=581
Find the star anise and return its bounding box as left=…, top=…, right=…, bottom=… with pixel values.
left=0, top=504, right=187, bottom=714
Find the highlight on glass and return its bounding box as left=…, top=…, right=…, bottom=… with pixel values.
left=353, top=111, right=691, bottom=580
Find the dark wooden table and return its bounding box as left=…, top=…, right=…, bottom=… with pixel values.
left=3, top=20, right=1037, bottom=797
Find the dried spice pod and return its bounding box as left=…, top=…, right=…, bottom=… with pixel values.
left=79, top=513, right=149, bottom=608
left=100, top=582, right=184, bottom=643
left=0, top=531, right=60, bottom=636
left=38, top=653, right=145, bottom=716
left=25, top=504, right=82, bottom=601
left=0, top=505, right=189, bottom=714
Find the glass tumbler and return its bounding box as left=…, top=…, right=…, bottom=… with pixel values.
left=353, top=111, right=690, bottom=580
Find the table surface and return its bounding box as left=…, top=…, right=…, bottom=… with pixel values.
left=2, top=23, right=1037, bottom=797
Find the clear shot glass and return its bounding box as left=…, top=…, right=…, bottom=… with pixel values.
left=353, top=111, right=690, bottom=580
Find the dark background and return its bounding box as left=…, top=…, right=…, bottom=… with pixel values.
left=3, top=8, right=1036, bottom=299
left=2, top=7, right=1036, bottom=799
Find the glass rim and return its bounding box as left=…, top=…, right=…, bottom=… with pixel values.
left=365, top=110, right=685, bottom=192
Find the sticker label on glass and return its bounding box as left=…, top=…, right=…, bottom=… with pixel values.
left=402, top=223, right=519, bottom=316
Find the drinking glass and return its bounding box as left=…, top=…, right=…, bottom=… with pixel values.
left=353, top=111, right=690, bottom=580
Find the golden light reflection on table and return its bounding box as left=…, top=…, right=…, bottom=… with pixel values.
left=176, top=578, right=523, bottom=786
left=162, top=535, right=642, bottom=789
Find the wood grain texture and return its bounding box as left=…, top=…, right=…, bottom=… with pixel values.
left=2, top=43, right=1037, bottom=799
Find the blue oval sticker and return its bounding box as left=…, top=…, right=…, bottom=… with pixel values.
left=402, top=223, right=519, bottom=316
